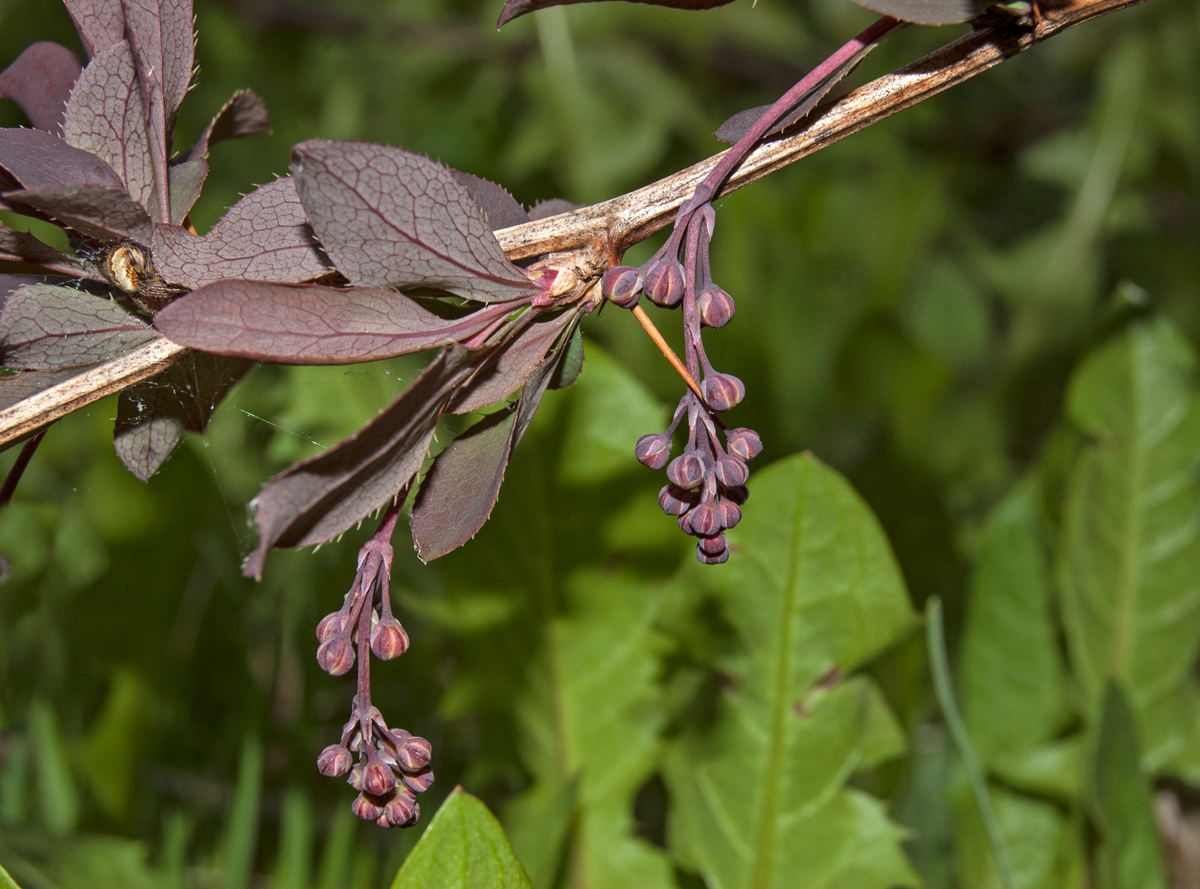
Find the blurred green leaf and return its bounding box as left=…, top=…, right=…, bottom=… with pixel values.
left=1058, top=318, right=1200, bottom=777
left=27, top=702, right=76, bottom=836
left=0, top=861, right=20, bottom=889
left=666, top=454, right=917, bottom=889
left=391, top=788, right=531, bottom=889
left=79, top=670, right=149, bottom=821
left=1090, top=684, right=1167, bottom=889
left=218, top=736, right=262, bottom=889
left=272, top=788, right=313, bottom=889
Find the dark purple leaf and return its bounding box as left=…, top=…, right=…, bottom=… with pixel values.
left=3, top=184, right=154, bottom=244
left=64, top=0, right=126, bottom=59
left=243, top=347, right=478, bottom=579
left=0, top=223, right=86, bottom=277
left=410, top=311, right=579, bottom=560
left=152, top=177, right=330, bottom=288
left=0, top=128, right=125, bottom=192
left=167, top=157, right=207, bottom=224
left=0, top=282, right=154, bottom=370
left=528, top=198, right=580, bottom=221
left=451, top=171, right=530, bottom=231
left=847, top=0, right=991, bottom=23
left=114, top=352, right=252, bottom=481
left=497, top=0, right=736, bottom=28
left=155, top=280, right=508, bottom=364
left=184, top=91, right=271, bottom=163
left=0, top=366, right=88, bottom=411
left=713, top=19, right=902, bottom=143
left=290, top=140, right=538, bottom=302
left=62, top=40, right=158, bottom=218
left=449, top=308, right=576, bottom=414
left=0, top=43, right=84, bottom=136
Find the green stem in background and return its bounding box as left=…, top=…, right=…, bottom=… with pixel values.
left=535, top=6, right=597, bottom=201
left=926, top=597, right=1017, bottom=889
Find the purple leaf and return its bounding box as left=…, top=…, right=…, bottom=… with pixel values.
left=0, top=128, right=125, bottom=192
left=62, top=40, right=158, bottom=218
left=410, top=311, right=579, bottom=560
left=0, top=43, right=84, bottom=136
left=0, top=282, right=155, bottom=370
left=846, top=0, right=991, bottom=23
left=152, top=177, right=330, bottom=288
left=0, top=221, right=87, bottom=278
left=527, top=198, right=580, bottom=221
left=449, top=308, right=576, bottom=414
left=451, top=171, right=530, bottom=231
left=0, top=366, right=88, bottom=411
left=497, top=0, right=737, bottom=28
left=243, top=347, right=478, bottom=579
left=64, top=0, right=126, bottom=59
left=154, top=280, right=507, bottom=364
left=113, top=352, right=252, bottom=481
left=167, top=157, right=207, bottom=224
left=3, top=185, right=154, bottom=244
left=184, top=90, right=271, bottom=163
left=290, top=140, right=538, bottom=302
left=713, top=19, right=902, bottom=143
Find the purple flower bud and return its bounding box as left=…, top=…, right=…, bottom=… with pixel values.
left=347, top=763, right=364, bottom=790
left=659, top=485, right=695, bottom=516
left=697, top=543, right=729, bottom=565
left=666, top=454, right=704, bottom=489
left=643, top=259, right=685, bottom=308
left=717, top=499, right=742, bottom=530
left=715, top=456, right=749, bottom=487
left=317, top=745, right=352, bottom=778
left=370, top=618, right=409, bottom=661
left=635, top=434, right=672, bottom=470
left=677, top=513, right=692, bottom=532
left=701, top=373, right=745, bottom=412
left=726, top=427, right=763, bottom=462
left=316, top=611, right=348, bottom=642
left=397, top=736, right=432, bottom=772
left=601, top=266, right=642, bottom=308
left=402, top=768, right=435, bottom=793
left=725, top=484, right=749, bottom=505
left=688, top=503, right=721, bottom=537
left=363, top=761, right=397, bottom=797
left=317, top=637, right=355, bottom=676
left=697, top=287, right=737, bottom=328
left=351, top=792, right=385, bottom=822
left=384, top=792, right=418, bottom=827
left=698, top=533, right=727, bottom=556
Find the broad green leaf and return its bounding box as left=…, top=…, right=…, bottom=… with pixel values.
left=666, top=454, right=918, bottom=889
left=960, top=484, right=1067, bottom=765
left=506, top=571, right=677, bottom=889
left=1090, top=684, right=1167, bottom=889
left=391, top=788, right=531, bottom=889
left=1058, top=319, right=1200, bottom=776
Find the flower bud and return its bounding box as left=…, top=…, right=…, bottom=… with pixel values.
left=316, top=611, right=347, bottom=642
left=698, top=533, right=727, bottom=556
left=351, top=792, right=385, bottom=822
left=347, top=763, right=364, bottom=790
left=643, top=259, right=685, bottom=308
left=370, top=618, right=409, bottom=661
left=725, top=427, right=762, bottom=462
left=601, top=266, right=642, bottom=308
left=701, top=373, right=745, bottom=412
left=384, top=793, right=417, bottom=827
left=397, top=736, right=432, bottom=772
left=659, top=485, right=695, bottom=516
left=363, top=760, right=397, bottom=797
left=696, top=543, right=729, bottom=565
left=317, top=637, right=355, bottom=676
left=402, top=768, right=435, bottom=793
left=697, top=287, right=736, bottom=328
left=725, top=484, right=749, bottom=505
left=635, top=433, right=672, bottom=470
left=715, top=456, right=749, bottom=487
left=317, top=744, right=352, bottom=778
left=688, top=503, right=721, bottom=537
left=666, top=453, right=704, bottom=489
left=717, top=499, right=742, bottom=530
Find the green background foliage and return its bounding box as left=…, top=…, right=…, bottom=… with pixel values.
left=1, top=0, right=1199, bottom=884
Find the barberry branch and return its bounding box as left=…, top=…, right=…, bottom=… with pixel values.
left=0, top=0, right=1149, bottom=449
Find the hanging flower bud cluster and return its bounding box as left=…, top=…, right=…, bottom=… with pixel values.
left=601, top=203, right=763, bottom=563
left=315, top=503, right=433, bottom=826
